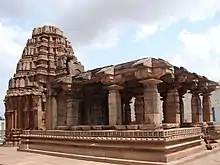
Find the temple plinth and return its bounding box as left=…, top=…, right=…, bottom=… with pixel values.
left=4, top=25, right=220, bottom=165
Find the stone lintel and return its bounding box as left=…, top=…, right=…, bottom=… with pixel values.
left=139, top=78, right=162, bottom=85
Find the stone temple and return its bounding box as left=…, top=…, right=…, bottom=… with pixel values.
left=4, top=25, right=220, bottom=164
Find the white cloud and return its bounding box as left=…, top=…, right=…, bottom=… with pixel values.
left=90, top=28, right=119, bottom=49
left=134, top=24, right=160, bottom=41
left=178, top=26, right=220, bottom=60
left=176, top=25, right=220, bottom=81
left=0, top=21, right=31, bottom=70
left=133, top=0, right=220, bottom=41
left=0, top=21, right=31, bottom=115
left=1, top=1, right=220, bottom=48
left=188, top=0, right=220, bottom=21
left=170, top=54, right=185, bottom=67
left=51, top=0, right=220, bottom=46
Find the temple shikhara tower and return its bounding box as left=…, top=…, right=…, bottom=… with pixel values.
left=4, top=25, right=84, bottom=140
left=4, top=25, right=220, bottom=164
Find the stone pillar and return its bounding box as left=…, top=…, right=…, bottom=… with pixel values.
left=5, top=112, right=8, bottom=130
left=25, top=95, right=30, bottom=129
left=125, top=97, right=131, bottom=124
left=23, top=96, right=28, bottom=129
left=17, top=97, right=21, bottom=129
left=66, top=95, right=79, bottom=127
left=191, top=92, right=202, bottom=124
left=8, top=113, right=12, bottom=130
left=179, top=95, right=184, bottom=124
left=135, top=95, right=144, bottom=124
left=160, top=94, right=166, bottom=123
left=12, top=112, right=15, bottom=129
left=202, top=93, right=213, bottom=123
left=32, top=95, right=39, bottom=129
left=84, top=94, right=91, bottom=125
left=14, top=97, right=18, bottom=129
left=11, top=98, right=15, bottom=129
left=38, top=97, right=43, bottom=130
left=51, top=96, right=57, bottom=129
left=140, top=79, right=162, bottom=128
left=108, top=85, right=123, bottom=126
left=14, top=110, right=18, bottom=129
left=164, top=88, right=180, bottom=124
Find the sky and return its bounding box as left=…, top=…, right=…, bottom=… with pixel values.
left=1, top=0, right=220, bottom=117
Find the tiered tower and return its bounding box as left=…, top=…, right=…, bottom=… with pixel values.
left=4, top=25, right=84, bottom=144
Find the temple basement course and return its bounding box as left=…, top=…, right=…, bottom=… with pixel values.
left=4, top=25, right=220, bottom=164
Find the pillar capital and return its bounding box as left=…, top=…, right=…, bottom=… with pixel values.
left=202, top=92, right=211, bottom=97
left=107, top=84, right=124, bottom=91
left=139, top=78, right=162, bottom=86
left=190, top=90, right=201, bottom=96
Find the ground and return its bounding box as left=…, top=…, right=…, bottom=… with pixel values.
left=0, top=147, right=220, bottom=165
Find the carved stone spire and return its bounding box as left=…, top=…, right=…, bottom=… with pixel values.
left=4, top=25, right=85, bottom=140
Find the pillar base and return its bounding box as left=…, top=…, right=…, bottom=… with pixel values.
left=207, top=122, right=216, bottom=126
left=191, top=122, right=208, bottom=127
left=56, top=126, right=70, bottom=130
left=71, top=126, right=91, bottom=131
left=162, top=123, right=180, bottom=129
left=126, top=125, right=139, bottom=130
left=139, top=124, right=162, bottom=130
left=115, top=125, right=127, bottom=130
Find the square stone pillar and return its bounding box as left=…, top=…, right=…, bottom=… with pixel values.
left=108, top=85, right=123, bottom=126
left=14, top=110, right=18, bottom=129
left=66, top=95, right=79, bottom=127
left=160, top=94, right=166, bottom=122
left=31, top=95, right=40, bottom=130
left=202, top=93, right=213, bottom=123
left=135, top=95, right=144, bottom=124
left=124, top=97, right=132, bottom=124
left=51, top=96, right=57, bottom=129
left=11, top=112, right=15, bottom=129
left=191, top=92, right=202, bottom=124
left=179, top=95, right=184, bottom=124
left=164, top=88, right=180, bottom=124
left=139, top=79, right=162, bottom=128
left=25, top=95, right=30, bottom=129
